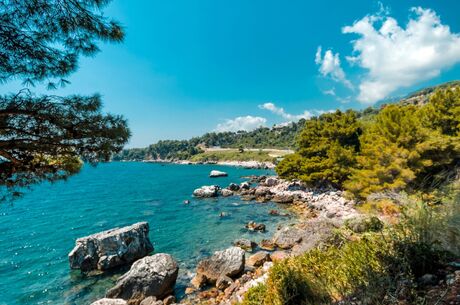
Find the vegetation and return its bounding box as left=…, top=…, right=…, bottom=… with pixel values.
left=189, top=150, right=276, bottom=163
left=0, top=0, right=129, bottom=199
left=277, top=85, right=460, bottom=201
left=114, top=120, right=305, bottom=161
left=243, top=185, right=459, bottom=305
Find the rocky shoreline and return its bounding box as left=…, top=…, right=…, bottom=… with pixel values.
left=141, top=159, right=276, bottom=169
left=77, top=174, right=360, bottom=305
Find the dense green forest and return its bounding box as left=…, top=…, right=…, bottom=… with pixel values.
left=113, top=119, right=305, bottom=161
left=277, top=85, right=460, bottom=201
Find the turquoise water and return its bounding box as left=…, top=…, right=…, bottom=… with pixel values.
left=0, top=162, right=292, bottom=305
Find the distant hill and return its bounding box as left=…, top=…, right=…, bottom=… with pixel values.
left=113, top=119, right=306, bottom=161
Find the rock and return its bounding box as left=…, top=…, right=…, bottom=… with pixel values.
left=190, top=273, right=207, bottom=289
left=91, top=299, right=127, bottom=305
left=264, top=177, right=279, bottom=187
left=270, top=251, right=289, bottom=262
left=209, top=170, right=228, bottom=178
left=194, top=247, right=245, bottom=286
left=193, top=185, right=220, bottom=198
left=162, top=295, right=175, bottom=305
left=139, top=297, right=161, bottom=305
left=290, top=219, right=337, bottom=256
left=220, top=189, right=234, bottom=197
left=272, top=192, right=294, bottom=204
left=272, top=226, right=303, bottom=249
left=216, top=275, right=233, bottom=290
left=269, top=209, right=280, bottom=216
left=106, top=253, right=179, bottom=303
left=69, top=222, right=154, bottom=271
left=185, top=287, right=196, bottom=295
left=233, top=239, right=256, bottom=252
left=245, top=221, right=266, bottom=232
left=227, top=183, right=240, bottom=191
left=247, top=251, right=270, bottom=267
left=240, top=182, right=250, bottom=190
left=259, top=239, right=275, bottom=251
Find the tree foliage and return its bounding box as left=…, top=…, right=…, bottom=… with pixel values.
left=0, top=0, right=129, bottom=197
left=277, top=86, right=460, bottom=201
left=276, top=110, right=361, bottom=187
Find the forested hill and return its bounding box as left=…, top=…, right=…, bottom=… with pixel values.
left=113, top=119, right=306, bottom=161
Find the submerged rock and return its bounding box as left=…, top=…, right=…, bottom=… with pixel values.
left=245, top=221, right=266, bottom=232
left=209, top=170, right=228, bottom=178
left=193, top=185, right=220, bottom=198
left=68, top=222, right=153, bottom=271
left=106, top=253, right=179, bottom=304
left=192, top=247, right=245, bottom=288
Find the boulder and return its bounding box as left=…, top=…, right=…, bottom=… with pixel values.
left=247, top=251, right=270, bottom=267
left=220, top=189, right=234, bottom=197
left=69, top=222, right=153, bottom=271
left=139, top=297, right=162, bottom=305
left=233, top=239, right=256, bottom=252
left=91, top=299, right=127, bottom=305
left=259, top=239, right=276, bottom=251
left=272, top=226, right=303, bottom=249
left=245, top=221, right=266, bottom=232
left=227, top=183, right=240, bottom=191
left=216, top=275, right=233, bottom=290
left=106, top=253, right=179, bottom=303
left=264, top=177, right=279, bottom=187
left=209, top=170, right=228, bottom=178
left=193, top=247, right=245, bottom=287
left=193, top=185, right=220, bottom=198
left=272, top=192, right=294, bottom=204
left=270, top=251, right=289, bottom=262
left=240, top=182, right=250, bottom=190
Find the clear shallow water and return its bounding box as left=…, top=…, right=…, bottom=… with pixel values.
left=0, top=162, right=292, bottom=305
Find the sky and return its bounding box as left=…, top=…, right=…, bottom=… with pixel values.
left=2, top=0, right=460, bottom=147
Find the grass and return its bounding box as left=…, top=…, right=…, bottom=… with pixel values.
left=242, top=184, right=460, bottom=305
left=189, top=150, right=276, bottom=163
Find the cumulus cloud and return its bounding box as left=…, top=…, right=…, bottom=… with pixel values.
left=258, top=102, right=313, bottom=121
left=315, top=47, right=353, bottom=89
left=323, top=88, right=336, bottom=96
left=215, top=116, right=267, bottom=132
left=343, top=7, right=460, bottom=104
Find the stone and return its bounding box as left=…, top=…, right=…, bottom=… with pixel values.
left=270, top=251, right=289, bottom=262
left=272, top=226, right=303, bottom=249
left=245, top=221, right=266, bottom=232
left=139, top=297, right=161, bottom=305
left=190, top=273, right=207, bottom=289
left=193, top=185, right=220, bottom=198
left=264, top=177, right=279, bottom=187
left=418, top=274, right=437, bottom=286
left=163, top=295, right=175, bottom=305
left=209, top=170, right=228, bottom=178
left=220, top=189, right=234, bottom=197
left=233, top=239, right=256, bottom=252
left=269, top=209, right=280, bottom=216
left=216, top=275, right=233, bottom=290
left=259, top=239, right=275, bottom=251
left=194, top=247, right=245, bottom=286
left=247, top=251, right=270, bottom=267
left=272, top=192, right=294, bottom=204
left=240, top=182, right=250, bottom=190
left=106, top=253, right=179, bottom=303
left=69, top=222, right=154, bottom=271
left=227, top=183, right=240, bottom=191
left=91, top=299, right=127, bottom=305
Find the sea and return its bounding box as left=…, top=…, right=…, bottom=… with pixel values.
left=0, top=162, right=293, bottom=305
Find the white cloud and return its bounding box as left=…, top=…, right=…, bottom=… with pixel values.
left=258, top=102, right=313, bottom=121
left=315, top=46, right=353, bottom=89
left=215, top=116, right=267, bottom=132
left=342, top=7, right=460, bottom=104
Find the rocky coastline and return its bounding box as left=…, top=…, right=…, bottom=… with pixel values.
left=141, top=159, right=276, bottom=170
left=78, top=173, right=360, bottom=305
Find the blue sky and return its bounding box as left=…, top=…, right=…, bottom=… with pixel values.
left=2, top=0, right=460, bottom=147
